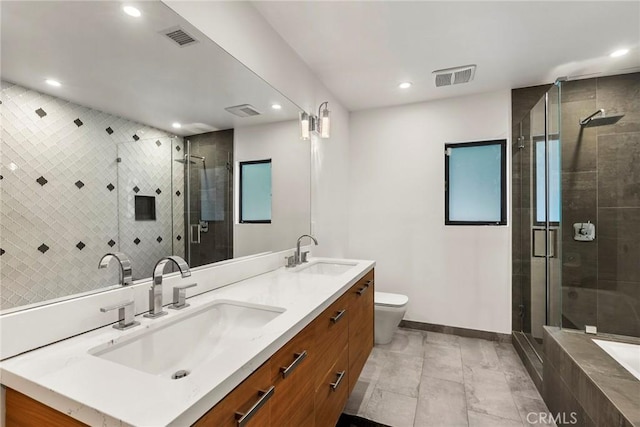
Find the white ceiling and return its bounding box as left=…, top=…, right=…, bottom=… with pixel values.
left=0, top=1, right=301, bottom=136
left=253, top=1, right=640, bottom=111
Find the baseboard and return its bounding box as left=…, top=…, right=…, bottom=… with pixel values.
left=399, top=320, right=512, bottom=343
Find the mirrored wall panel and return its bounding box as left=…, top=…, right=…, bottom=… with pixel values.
left=0, top=1, right=309, bottom=311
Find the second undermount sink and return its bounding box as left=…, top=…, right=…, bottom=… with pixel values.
left=296, top=260, right=357, bottom=276
left=89, top=300, right=285, bottom=379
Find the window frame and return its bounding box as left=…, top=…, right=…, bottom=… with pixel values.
left=444, top=139, right=507, bottom=226
left=239, top=159, right=272, bottom=224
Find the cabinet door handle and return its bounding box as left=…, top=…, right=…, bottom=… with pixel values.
left=357, top=280, right=372, bottom=296
left=330, top=309, right=346, bottom=324
left=330, top=370, right=346, bottom=391
left=235, top=386, right=275, bottom=427
left=280, top=350, right=307, bottom=379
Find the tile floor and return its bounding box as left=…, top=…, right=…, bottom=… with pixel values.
left=344, top=328, right=556, bottom=427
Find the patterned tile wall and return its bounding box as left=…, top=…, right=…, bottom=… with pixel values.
left=0, top=81, right=184, bottom=310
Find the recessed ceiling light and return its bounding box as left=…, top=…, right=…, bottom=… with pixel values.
left=271, top=104, right=282, bottom=110
left=45, top=79, right=61, bottom=87
left=610, top=48, right=629, bottom=58
left=398, top=82, right=412, bottom=89
left=123, top=6, right=141, bottom=18
left=172, top=122, right=181, bottom=129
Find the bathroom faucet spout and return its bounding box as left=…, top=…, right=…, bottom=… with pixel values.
left=145, top=256, right=191, bottom=318
left=98, top=252, right=133, bottom=286
left=295, top=234, right=318, bottom=265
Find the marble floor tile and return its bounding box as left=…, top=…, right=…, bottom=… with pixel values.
left=422, top=342, right=464, bottom=384
left=463, top=365, right=522, bottom=422
left=414, top=377, right=468, bottom=427
left=512, top=394, right=557, bottom=427
left=375, top=352, right=424, bottom=397
left=345, top=329, right=551, bottom=427
left=375, top=327, right=425, bottom=356
left=362, top=387, right=417, bottom=427
left=459, top=337, right=501, bottom=371
left=468, top=411, right=524, bottom=427
left=424, top=331, right=460, bottom=347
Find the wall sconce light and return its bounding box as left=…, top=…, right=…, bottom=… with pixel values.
left=299, top=111, right=311, bottom=140
left=318, top=101, right=330, bottom=139
left=299, top=101, right=331, bottom=140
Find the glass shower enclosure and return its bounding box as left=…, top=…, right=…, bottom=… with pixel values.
left=513, top=83, right=562, bottom=357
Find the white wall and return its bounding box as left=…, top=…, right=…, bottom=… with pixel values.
left=234, top=120, right=311, bottom=257
left=164, top=1, right=351, bottom=258
left=348, top=90, right=512, bottom=334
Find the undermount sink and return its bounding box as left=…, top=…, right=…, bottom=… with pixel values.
left=295, top=261, right=357, bottom=275
left=89, top=300, right=285, bottom=379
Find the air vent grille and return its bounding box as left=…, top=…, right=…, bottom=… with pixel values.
left=160, top=26, right=198, bottom=47
left=225, top=104, right=261, bottom=118
left=433, top=64, right=476, bottom=87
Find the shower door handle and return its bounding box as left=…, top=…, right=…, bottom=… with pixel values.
left=190, top=224, right=201, bottom=244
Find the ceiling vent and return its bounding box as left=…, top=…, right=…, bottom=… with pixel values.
left=433, top=64, right=476, bottom=87
left=225, top=104, right=261, bottom=118
left=160, top=26, right=198, bottom=47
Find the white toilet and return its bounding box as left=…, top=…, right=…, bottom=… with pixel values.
left=374, top=291, right=409, bottom=345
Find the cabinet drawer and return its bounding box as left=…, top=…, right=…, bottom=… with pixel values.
left=270, top=325, right=315, bottom=426
left=194, top=361, right=273, bottom=427
left=314, top=345, right=349, bottom=427
left=6, top=388, right=87, bottom=427
left=348, top=271, right=374, bottom=393
left=313, top=293, right=349, bottom=390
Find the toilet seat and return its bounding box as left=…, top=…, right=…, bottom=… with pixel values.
left=375, top=291, right=408, bottom=308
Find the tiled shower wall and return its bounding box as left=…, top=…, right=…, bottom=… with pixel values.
left=0, top=81, right=184, bottom=310
left=560, top=72, right=640, bottom=337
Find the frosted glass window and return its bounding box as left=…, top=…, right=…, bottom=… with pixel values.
left=535, top=138, right=560, bottom=224
left=239, top=160, right=271, bottom=223
left=445, top=140, right=506, bottom=225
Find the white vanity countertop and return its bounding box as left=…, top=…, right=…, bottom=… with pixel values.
left=0, top=258, right=375, bottom=426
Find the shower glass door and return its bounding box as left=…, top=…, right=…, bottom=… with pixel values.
left=183, top=132, right=234, bottom=268
left=517, top=83, right=562, bottom=357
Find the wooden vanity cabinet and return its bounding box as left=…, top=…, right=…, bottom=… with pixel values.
left=194, top=360, right=273, bottom=427
left=314, top=345, right=349, bottom=427
left=347, top=270, right=375, bottom=394
left=269, top=324, right=315, bottom=426
left=5, top=389, right=87, bottom=427
left=6, top=268, right=375, bottom=427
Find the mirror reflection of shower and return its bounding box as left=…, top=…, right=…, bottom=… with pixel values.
left=182, top=134, right=234, bottom=268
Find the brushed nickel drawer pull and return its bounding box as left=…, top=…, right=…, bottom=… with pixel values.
left=330, top=370, right=346, bottom=391
left=331, top=309, right=346, bottom=323
left=357, top=281, right=372, bottom=296
left=280, top=350, right=307, bottom=379
left=235, top=385, right=275, bottom=427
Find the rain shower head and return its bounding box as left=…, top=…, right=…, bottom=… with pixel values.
left=579, top=109, right=624, bottom=127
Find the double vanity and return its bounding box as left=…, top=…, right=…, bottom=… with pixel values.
left=1, top=256, right=375, bottom=426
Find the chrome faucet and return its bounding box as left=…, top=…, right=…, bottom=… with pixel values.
left=144, top=256, right=191, bottom=318
left=295, top=234, right=318, bottom=265
left=98, top=252, right=133, bottom=286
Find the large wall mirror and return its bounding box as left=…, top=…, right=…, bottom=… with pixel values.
left=0, top=1, right=310, bottom=312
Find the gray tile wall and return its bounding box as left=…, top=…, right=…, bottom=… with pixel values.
left=511, top=74, right=640, bottom=338
left=560, top=72, right=640, bottom=337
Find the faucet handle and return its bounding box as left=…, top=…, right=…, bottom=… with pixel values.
left=100, top=300, right=140, bottom=330
left=301, top=251, right=310, bottom=263
left=284, top=255, right=296, bottom=268
left=170, top=283, right=198, bottom=310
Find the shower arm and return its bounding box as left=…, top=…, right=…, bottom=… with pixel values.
left=579, top=109, right=604, bottom=126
